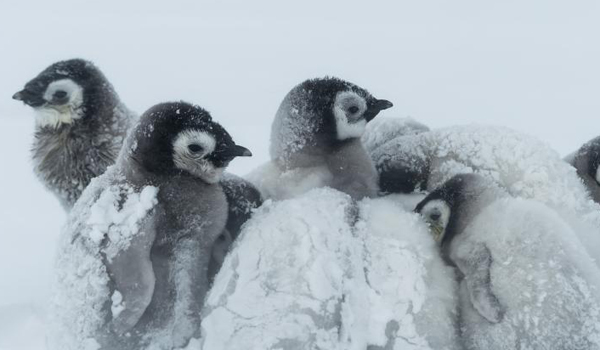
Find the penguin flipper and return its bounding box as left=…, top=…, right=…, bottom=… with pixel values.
left=454, top=243, right=504, bottom=323
left=106, top=219, right=157, bottom=334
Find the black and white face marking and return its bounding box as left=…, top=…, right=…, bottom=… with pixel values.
left=418, top=199, right=451, bottom=243
left=34, top=79, right=84, bottom=128
left=333, top=91, right=369, bottom=140
left=173, top=130, right=222, bottom=184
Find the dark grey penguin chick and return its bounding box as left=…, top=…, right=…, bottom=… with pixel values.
left=255, top=77, right=392, bottom=200
left=55, top=101, right=251, bottom=350
left=13, top=58, right=136, bottom=209
left=566, top=136, right=600, bottom=203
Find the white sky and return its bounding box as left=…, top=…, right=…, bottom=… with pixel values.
left=0, top=0, right=599, bottom=305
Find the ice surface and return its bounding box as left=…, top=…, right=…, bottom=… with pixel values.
left=200, top=189, right=459, bottom=350
left=450, top=197, right=600, bottom=349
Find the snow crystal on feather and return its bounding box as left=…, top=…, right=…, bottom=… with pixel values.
left=200, top=188, right=369, bottom=350
left=357, top=197, right=460, bottom=350
left=454, top=198, right=600, bottom=349
left=362, top=117, right=430, bottom=155
left=49, top=166, right=158, bottom=350
left=370, top=124, right=600, bottom=265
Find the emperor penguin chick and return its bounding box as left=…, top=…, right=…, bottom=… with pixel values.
left=52, top=102, right=251, bottom=350
left=13, top=58, right=136, bottom=209
left=566, top=135, right=600, bottom=203
left=249, top=77, right=392, bottom=200
left=415, top=173, right=600, bottom=350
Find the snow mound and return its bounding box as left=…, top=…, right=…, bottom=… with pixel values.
left=49, top=166, right=158, bottom=350
left=371, top=124, right=600, bottom=264
left=200, top=189, right=459, bottom=350
left=455, top=198, right=600, bottom=349
left=362, top=117, right=430, bottom=155
left=357, top=197, right=460, bottom=350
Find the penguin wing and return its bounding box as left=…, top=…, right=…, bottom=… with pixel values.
left=107, top=210, right=158, bottom=334
left=454, top=242, right=504, bottom=323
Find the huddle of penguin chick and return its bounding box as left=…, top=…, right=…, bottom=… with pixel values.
left=16, top=58, right=600, bottom=350
left=14, top=59, right=393, bottom=349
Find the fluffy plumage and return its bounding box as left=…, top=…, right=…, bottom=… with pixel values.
left=51, top=102, right=251, bottom=350
left=13, top=58, right=136, bottom=209
left=249, top=77, right=392, bottom=200
left=416, top=174, right=600, bottom=349
left=566, top=135, right=600, bottom=203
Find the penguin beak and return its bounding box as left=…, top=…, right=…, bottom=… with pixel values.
left=224, top=145, right=252, bottom=159
left=12, top=91, right=24, bottom=101
left=364, top=99, right=393, bottom=122
left=12, top=89, right=45, bottom=107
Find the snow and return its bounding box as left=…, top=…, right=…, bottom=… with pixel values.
left=369, top=124, right=600, bottom=266
left=200, top=189, right=459, bottom=349
left=2, top=1, right=600, bottom=349
left=450, top=195, right=600, bottom=349
left=49, top=167, right=158, bottom=350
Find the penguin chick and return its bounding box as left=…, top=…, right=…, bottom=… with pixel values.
left=52, top=102, right=251, bottom=350
left=13, top=58, right=136, bottom=209
left=415, top=173, right=600, bottom=350
left=566, top=135, right=600, bottom=203
left=249, top=77, right=392, bottom=201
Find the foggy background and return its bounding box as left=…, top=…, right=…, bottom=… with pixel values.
left=0, top=1, right=598, bottom=346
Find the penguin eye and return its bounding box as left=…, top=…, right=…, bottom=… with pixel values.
left=348, top=106, right=359, bottom=114
left=188, top=144, right=204, bottom=153
left=429, top=210, right=442, bottom=222
left=53, top=90, right=68, bottom=99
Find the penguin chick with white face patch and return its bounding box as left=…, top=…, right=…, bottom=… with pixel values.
left=54, top=102, right=251, bottom=350
left=256, top=77, right=392, bottom=200
left=13, top=58, right=136, bottom=209
left=566, top=136, right=600, bottom=203
left=415, top=174, right=600, bottom=349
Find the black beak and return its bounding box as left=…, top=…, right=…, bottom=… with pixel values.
left=12, top=91, right=25, bottom=101
left=364, top=99, right=393, bottom=122
left=225, top=145, right=252, bottom=158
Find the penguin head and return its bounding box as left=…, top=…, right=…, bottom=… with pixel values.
left=415, top=173, right=497, bottom=248
left=585, top=140, right=600, bottom=185
left=297, top=77, right=392, bottom=141
left=13, top=58, right=116, bottom=128
left=271, top=77, right=392, bottom=163
left=129, top=102, right=251, bottom=183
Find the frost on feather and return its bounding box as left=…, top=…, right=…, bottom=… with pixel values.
left=49, top=167, right=159, bottom=350
left=368, top=124, right=600, bottom=265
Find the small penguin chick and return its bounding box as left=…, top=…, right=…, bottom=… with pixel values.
left=566, top=135, right=600, bottom=203
left=55, top=101, right=252, bottom=350
left=416, top=173, right=600, bottom=349
left=13, top=58, right=136, bottom=209
left=415, top=173, right=505, bottom=323
left=263, top=77, right=392, bottom=200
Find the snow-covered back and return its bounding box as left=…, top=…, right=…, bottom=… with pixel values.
left=200, top=189, right=459, bottom=349
left=362, top=117, right=430, bottom=155
left=369, top=124, right=600, bottom=265
left=50, top=166, right=158, bottom=350
left=451, top=196, right=600, bottom=349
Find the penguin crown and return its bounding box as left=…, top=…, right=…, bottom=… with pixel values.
left=13, top=58, right=118, bottom=128
left=129, top=102, right=251, bottom=183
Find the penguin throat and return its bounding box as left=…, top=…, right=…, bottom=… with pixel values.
left=34, top=104, right=84, bottom=129
left=333, top=107, right=366, bottom=140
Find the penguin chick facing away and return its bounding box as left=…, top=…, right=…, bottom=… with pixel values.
left=13, top=58, right=136, bottom=210
left=248, top=77, right=392, bottom=201
left=566, top=135, right=600, bottom=204
left=53, top=102, right=251, bottom=350
left=415, top=173, right=600, bottom=350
